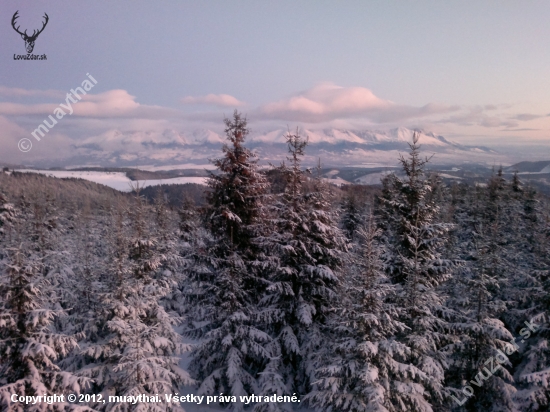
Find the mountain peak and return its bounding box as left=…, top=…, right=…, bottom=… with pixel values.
left=26, top=126, right=505, bottom=168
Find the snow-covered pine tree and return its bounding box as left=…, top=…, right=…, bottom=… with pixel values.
left=257, top=130, right=348, bottom=403
left=507, top=180, right=550, bottom=411
left=127, top=185, right=164, bottom=280
left=493, top=173, right=544, bottom=334
left=153, top=190, right=170, bottom=240
left=128, top=186, right=183, bottom=297
left=378, top=131, right=456, bottom=410
left=15, top=187, right=82, bottom=356
left=48, top=198, right=104, bottom=360
left=27, top=190, right=59, bottom=257
left=161, top=194, right=203, bottom=319
left=155, top=191, right=185, bottom=273
left=185, top=111, right=272, bottom=410
left=205, top=110, right=270, bottom=251
left=514, top=259, right=550, bottom=410
left=0, top=247, right=91, bottom=411
left=67, top=202, right=192, bottom=411
left=0, top=191, right=16, bottom=243
left=445, top=216, right=516, bottom=411
left=444, top=169, right=546, bottom=411
left=306, top=215, right=438, bottom=412
left=178, top=196, right=198, bottom=242
left=73, top=200, right=100, bottom=319
left=341, top=190, right=363, bottom=241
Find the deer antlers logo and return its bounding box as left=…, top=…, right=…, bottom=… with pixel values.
left=11, top=11, right=49, bottom=54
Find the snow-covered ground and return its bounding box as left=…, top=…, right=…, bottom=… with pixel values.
left=15, top=170, right=207, bottom=192
left=131, top=164, right=216, bottom=172
left=439, top=173, right=463, bottom=180
left=354, top=171, right=392, bottom=185
left=322, top=176, right=350, bottom=186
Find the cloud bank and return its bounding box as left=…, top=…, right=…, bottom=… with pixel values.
left=1, top=82, right=548, bottom=165
left=257, top=83, right=459, bottom=123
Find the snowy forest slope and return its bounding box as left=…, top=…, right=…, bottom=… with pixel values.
left=1, top=112, right=550, bottom=412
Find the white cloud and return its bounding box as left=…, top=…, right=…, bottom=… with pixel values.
left=73, top=90, right=140, bottom=116
left=257, top=83, right=459, bottom=123
left=0, top=89, right=181, bottom=119
left=1, top=83, right=549, bottom=165
left=181, top=93, right=244, bottom=107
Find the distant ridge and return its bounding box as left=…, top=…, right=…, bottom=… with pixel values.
left=506, top=160, right=550, bottom=173
left=28, top=127, right=507, bottom=168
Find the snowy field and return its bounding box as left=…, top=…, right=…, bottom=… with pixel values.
left=354, top=171, right=392, bottom=185
left=15, top=170, right=207, bottom=192
left=133, top=164, right=216, bottom=172
left=322, top=176, right=350, bottom=186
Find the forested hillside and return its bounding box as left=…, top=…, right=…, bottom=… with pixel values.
left=1, top=112, right=549, bottom=412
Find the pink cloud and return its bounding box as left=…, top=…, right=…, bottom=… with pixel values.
left=261, top=83, right=389, bottom=118
left=0, top=89, right=180, bottom=119
left=73, top=90, right=141, bottom=116
left=257, top=83, right=457, bottom=123
left=0, top=90, right=140, bottom=117
left=181, top=93, right=245, bottom=107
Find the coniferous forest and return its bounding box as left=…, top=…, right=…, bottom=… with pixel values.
left=1, top=111, right=550, bottom=412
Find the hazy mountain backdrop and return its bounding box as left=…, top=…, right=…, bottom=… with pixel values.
left=16, top=127, right=508, bottom=169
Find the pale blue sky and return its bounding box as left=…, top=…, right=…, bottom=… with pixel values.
left=1, top=0, right=549, bottom=162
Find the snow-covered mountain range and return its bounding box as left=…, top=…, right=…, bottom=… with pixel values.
left=37, top=127, right=505, bottom=168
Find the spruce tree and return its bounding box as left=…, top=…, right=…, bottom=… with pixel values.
left=127, top=187, right=164, bottom=280
left=379, top=131, right=456, bottom=409
left=445, top=218, right=516, bottom=411
left=341, top=190, right=363, bottom=241
left=0, top=192, right=16, bottom=242
left=205, top=110, right=270, bottom=250
left=185, top=111, right=272, bottom=410
left=178, top=196, right=198, bottom=242
left=0, top=248, right=90, bottom=411
left=66, top=203, right=191, bottom=411
left=434, top=168, right=535, bottom=410
left=306, top=216, right=436, bottom=411
left=508, top=181, right=550, bottom=411
left=27, top=191, right=59, bottom=257
left=257, top=130, right=347, bottom=401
